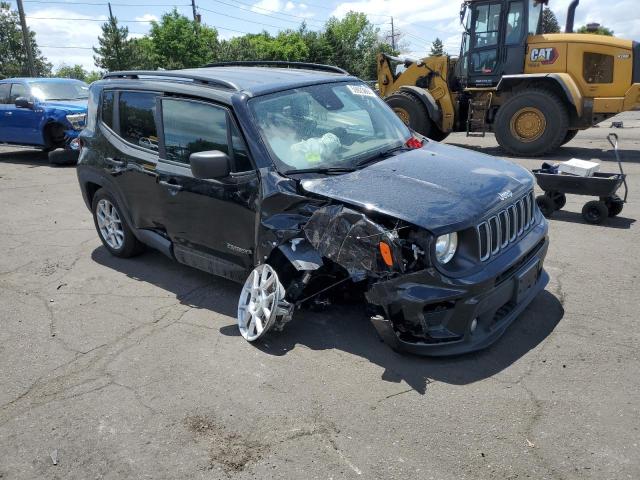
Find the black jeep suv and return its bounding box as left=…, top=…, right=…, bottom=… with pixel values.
left=77, top=62, right=549, bottom=356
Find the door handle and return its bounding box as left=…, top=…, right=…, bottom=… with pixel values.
left=105, top=157, right=125, bottom=167
left=159, top=180, right=184, bottom=192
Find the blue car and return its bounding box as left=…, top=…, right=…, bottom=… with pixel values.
left=0, top=77, right=88, bottom=164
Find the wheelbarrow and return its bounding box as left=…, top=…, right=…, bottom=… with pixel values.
left=532, top=134, right=628, bottom=225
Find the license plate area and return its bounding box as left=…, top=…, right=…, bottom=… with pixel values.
left=514, top=260, right=539, bottom=304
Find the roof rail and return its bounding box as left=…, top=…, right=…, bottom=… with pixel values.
left=203, top=61, right=349, bottom=75
left=101, top=71, right=239, bottom=91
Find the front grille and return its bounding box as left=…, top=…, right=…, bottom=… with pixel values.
left=477, top=190, right=536, bottom=262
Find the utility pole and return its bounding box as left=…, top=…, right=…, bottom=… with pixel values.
left=191, top=0, right=200, bottom=32
left=388, top=16, right=400, bottom=52
left=16, top=0, right=36, bottom=76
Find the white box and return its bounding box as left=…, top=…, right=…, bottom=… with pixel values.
left=558, top=158, right=600, bottom=177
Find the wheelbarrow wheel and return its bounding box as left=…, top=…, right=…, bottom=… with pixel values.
left=582, top=200, right=608, bottom=225
left=604, top=195, right=624, bottom=217
left=546, top=191, right=566, bottom=210
left=536, top=195, right=555, bottom=218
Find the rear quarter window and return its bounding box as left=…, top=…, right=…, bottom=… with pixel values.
left=101, top=91, right=115, bottom=129
left=0, top=84, right=9, bottom=104
left=118, top=91, right=158, bottom=151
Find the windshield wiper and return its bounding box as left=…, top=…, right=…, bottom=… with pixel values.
left=283, top=166, right=357, bottom=175
left=355, top=145, right=408, bottom=168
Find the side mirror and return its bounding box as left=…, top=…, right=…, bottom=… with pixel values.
left=15, top=97, right=34, bottom=109
left=189, top=150, right=231, bottom=179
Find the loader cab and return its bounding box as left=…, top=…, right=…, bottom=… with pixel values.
left=457, top=0, right=546, bottom=88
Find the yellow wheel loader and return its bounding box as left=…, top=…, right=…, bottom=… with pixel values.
left=378, top=0, right=640, bottom=156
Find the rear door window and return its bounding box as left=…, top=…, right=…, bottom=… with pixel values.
left=0, top=84, right=10, bottom=104
left=118, top=91, right=158, bottom=151
left=161, top=98, right=253, bottom=172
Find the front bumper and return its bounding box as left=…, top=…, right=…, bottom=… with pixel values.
left=366, top=216, right=549, bottom=356
left=63, top=129, right=82, bottom=149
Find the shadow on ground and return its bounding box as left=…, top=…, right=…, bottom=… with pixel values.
left=93, top=246, right=564, bottom=395
left=0, top=149, right=73, bottom=168
left=548, top=210, right=635, bottom=229
left=446, top=141, right=640, bottom=164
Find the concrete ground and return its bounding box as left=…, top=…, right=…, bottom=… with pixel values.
left=0, top=112, right=638, bottom=480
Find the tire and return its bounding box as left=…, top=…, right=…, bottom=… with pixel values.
left=561, top=129, right=579, bottom=146
left=546, top=191, right=566, bottom=210
left=48, top=149, right=79, bottom=166
left=494, top=88, right=569, bottom=156
left=605, top=195, right=624, bottom=217
left=91, top=189, right=143, bottom=258
left=44, top=123, right=66, bottom=150
left=536, top=195, right=555, bottom=218
left=385, top=91, right=447, bottom=141
left=581, top=200, right=608, bottom=225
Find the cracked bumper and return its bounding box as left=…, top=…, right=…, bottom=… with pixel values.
left=366, top=217, right=549, bottom=356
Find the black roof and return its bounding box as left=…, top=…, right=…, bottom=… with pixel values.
left=102, top=64, right=359, bottom=98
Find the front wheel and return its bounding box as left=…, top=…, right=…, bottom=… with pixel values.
left=605, top=195, right=624, bottom=217
left=494, top=89, right=569, bottom=156
left=91, top=189, right=143, bottom=258
left=237, top=264, right=287, bottom=342
left=536, top=195, right=555, bottom=218
left=561, top=130, right=579, bottom=146
left=385, top=91, right=447, bottom=141
left=581, top=200, right=608, bottom=225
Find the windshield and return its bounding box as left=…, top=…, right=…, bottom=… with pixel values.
left=29, top=80, right=89, bottom=101
left=249, top=82, right=412, bottom=173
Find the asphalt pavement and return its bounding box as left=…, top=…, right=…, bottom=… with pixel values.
left=0, top=112, right=638, bottom=479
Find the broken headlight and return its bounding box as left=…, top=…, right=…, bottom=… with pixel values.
left=66, top=113, right=86, bottom=131
left=435, top=233, right=458, bottom=264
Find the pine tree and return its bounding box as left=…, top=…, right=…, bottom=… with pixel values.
left=430, top=37, right=444, bottom=57
left=93, top=15, right=131, bottom=71
left=542, top=8, right=561, bottom=34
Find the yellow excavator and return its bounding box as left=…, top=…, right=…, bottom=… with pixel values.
left=377, top=0, right=640, bottom=156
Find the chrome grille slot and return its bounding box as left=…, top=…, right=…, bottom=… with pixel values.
left=477, top=222, right=490, bottom=261
left=507, top=205, right=517, bottom=241
left=476, top=190, right=536, bottom=262
left=489, top=216, right=500, bottom=254
left=498, top=210, right=509, bottom=248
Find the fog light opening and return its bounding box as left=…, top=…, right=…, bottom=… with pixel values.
left=470, top=318, right=478, bottom=334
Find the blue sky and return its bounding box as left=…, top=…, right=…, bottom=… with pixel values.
left=9, top=0, right=640, bottom=72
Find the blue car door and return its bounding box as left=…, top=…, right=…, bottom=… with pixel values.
left=9, top=82, right=43, bottom=146
left=0, top=83, right=10, bottom=143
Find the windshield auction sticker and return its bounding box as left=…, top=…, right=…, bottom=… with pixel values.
left=347, top=85, right=376, bottom=97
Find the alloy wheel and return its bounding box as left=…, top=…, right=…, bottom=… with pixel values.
left=237, top=264, right=285, bottom=342
left=96, top=199, right=125, bottom=250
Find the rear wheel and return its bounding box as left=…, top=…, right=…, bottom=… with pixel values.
left=561, top=129, right=579, bottom=146
left=385, top=91, right=448, bottom=141
left=494, top=89, right=569, bottom=156
left=581, top=200, right=608, bottom=225
left=91, top=189, right=143, bottom=258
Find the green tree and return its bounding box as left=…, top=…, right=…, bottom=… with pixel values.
left=148, top=10, right=219, bottom=69
left=55, top=64, right=87, bottom=80
left=430, top=38, right=444, bottom=56
left=323, top=12, right=386, bottom=79
left=0, top=1, right=51, bottom=78
left=54, top=64, right=102, bottom=83
left=542, top=8, right=561, bottom=34
left=93, top=15, right=131, bottom=71
left=577, top=24, right=614, bottom=36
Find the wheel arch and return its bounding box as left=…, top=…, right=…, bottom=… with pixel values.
left=396, top=86, right=442, bottom=124
left=42, top=121, right=67, bottom=149
left=497, top=74, right=582, bottom=121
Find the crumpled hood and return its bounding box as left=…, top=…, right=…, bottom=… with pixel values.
left=39, top=100, right=87, bottom=113
left=300, top=141, right=534, bottom=235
